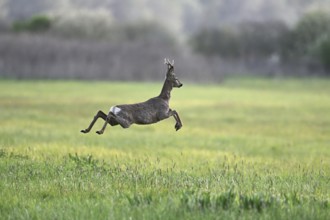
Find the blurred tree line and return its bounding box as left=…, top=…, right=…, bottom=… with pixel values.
left=191, top=11, right=330, bottom=75
left=2, top=16, right=161, bottom=78
left=0, top=10, right=330, bottom=81
left=0, top=13, right=216, bottom=81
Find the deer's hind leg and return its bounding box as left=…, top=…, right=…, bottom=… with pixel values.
left=81, top=110, right=119, bottom=134
left=96, top=112, right=131, bottom=135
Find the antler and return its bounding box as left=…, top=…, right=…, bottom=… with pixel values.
left=164, top=58, right=174, bottom=69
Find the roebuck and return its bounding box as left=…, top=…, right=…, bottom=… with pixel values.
left=81, top=59, right=183, bottom=135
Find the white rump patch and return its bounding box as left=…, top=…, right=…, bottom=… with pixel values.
left=109, top=106, right=121, bottom=115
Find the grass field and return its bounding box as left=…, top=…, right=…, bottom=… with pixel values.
left=0, top=78, right=329, bottom=219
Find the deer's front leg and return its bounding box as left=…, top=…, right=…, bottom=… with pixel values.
left=169, top=109, right=183, bottom=131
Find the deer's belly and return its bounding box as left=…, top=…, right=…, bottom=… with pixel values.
left=135, top=111, right=171, bottom=125
left=134, top=114, right=159, bottom=125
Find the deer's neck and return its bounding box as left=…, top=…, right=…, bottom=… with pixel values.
left=159, top=79, right=172, bottom=100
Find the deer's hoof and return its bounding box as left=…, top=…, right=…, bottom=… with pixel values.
left=81, top=129, right=88, bottom=133
left=96, top=130, right=103, bottom=135
left=175, top=123, right=182, bottom=131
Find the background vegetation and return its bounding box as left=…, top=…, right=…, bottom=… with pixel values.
left=0, top=79, right=329, bottom=219
left=1, top=1, right=330, bottom=80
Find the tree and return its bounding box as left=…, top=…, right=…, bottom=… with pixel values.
left=288, top=11, right=330, bottom=73
left=238, top=20, right=289, bottom=58
left=291, top=11, right=330, bottom=56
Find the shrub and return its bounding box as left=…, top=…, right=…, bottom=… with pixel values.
left=190, top=20, right=288, bottom=60
left=13, top=15, right=52, bottom=32
left=190, top=28, right=241, bottom=58
left=316, top=35, right=330, bottom=71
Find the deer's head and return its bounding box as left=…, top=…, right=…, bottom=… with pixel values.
left=165, top=58, right=183, bottom=88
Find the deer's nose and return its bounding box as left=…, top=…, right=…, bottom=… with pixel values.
left=178, top=84, right=183, bottom=88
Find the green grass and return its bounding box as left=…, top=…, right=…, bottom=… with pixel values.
left=0, top=78, right=329, bottom=219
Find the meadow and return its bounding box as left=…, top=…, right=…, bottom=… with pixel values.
left=0, top=78, right=329, bottom=219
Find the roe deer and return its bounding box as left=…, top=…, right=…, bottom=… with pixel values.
left=81, top=58, right=183, bottom=135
